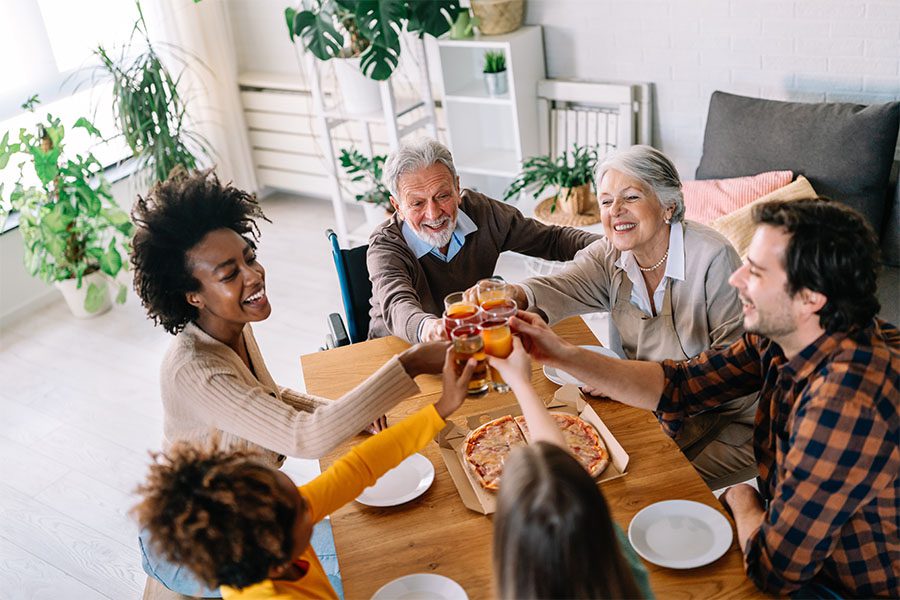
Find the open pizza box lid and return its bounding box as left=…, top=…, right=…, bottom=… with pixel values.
left=436, top=384, right=630, bottom=515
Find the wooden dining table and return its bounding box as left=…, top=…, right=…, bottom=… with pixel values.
left=300, top=316, right=765, bottom=599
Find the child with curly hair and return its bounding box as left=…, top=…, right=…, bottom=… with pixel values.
left=134, top=347, right=475, bottom=599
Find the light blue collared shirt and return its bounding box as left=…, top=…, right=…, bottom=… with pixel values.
left=401, top=209, right=478, bottom=263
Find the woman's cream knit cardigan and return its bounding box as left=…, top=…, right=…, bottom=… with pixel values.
left=159, top=322, right=420, bottom=466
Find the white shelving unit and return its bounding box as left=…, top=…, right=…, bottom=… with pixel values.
left=437, top=26, right=545, bottom=200
left=302, top=37, right=440, bottom=246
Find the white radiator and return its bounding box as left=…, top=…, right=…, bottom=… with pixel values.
left=537, top=79, right=653, bottom=159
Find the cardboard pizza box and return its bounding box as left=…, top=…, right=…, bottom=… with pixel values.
left=436, top=384, right=630, bottom=515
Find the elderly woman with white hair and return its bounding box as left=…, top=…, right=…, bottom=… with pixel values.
left=507, top=144, right=757, bottom=490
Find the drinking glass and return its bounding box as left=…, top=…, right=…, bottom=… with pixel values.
left=481, top=299, right=517, bottom=393
left=443, top=297, right=482, bottom=339
left=450, top=324, right=490, bottom=395
left=476, top=276, right=511, bottom=311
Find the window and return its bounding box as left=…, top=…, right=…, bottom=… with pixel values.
left=0, top=0, right=139, bottom=198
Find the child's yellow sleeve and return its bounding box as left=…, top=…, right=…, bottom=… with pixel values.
left=299, top=404, right=445, bottom=522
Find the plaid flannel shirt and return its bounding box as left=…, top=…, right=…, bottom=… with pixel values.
left=657, top=319, right=899, bottom=597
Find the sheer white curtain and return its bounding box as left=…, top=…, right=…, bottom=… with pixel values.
left=144, top=0, right=257, bottom=191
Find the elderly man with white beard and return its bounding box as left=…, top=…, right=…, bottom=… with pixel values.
left=367, top=138, right=599, bottom=343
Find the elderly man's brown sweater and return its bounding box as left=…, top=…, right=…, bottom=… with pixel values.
left=367, top=189, right=600, bottom=342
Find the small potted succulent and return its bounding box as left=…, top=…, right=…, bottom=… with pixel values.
left=339, top=147, right=393, bottom=226
left=504, top=144, right=600, bottom=215
left=0, top=98, right=133, bottom=318
left=482, top=50, right=508, bottom=96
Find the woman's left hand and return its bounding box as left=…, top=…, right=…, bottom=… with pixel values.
left=399, top=340, right=451, bottom=377
left=433, top=346, right=475, bottom=419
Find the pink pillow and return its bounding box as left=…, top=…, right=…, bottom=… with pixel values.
left=683, top=170, right=794, bottom=224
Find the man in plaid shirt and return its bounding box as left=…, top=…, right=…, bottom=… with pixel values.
left=511, top=198, right=898, bottom=597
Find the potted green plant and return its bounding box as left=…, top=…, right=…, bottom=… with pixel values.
left=285, top=1, right=461, bottom=113
left=94, top=1, right=210, bottom=187
left=339, top=147, right=393, bottom=226
left=0, top=99, right=134, bottom=318
left=504, top=144, right=600, bottom=215
left=482, top=50, right=507, bottom=96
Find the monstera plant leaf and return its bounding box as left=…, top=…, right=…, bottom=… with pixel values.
left=291, top=10, right=344, bottom=61
left=407, top=0, right=459, bottom=38
left=358, top=40, right=401, bottom=81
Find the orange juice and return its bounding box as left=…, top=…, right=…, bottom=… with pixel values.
left=450, top=325, right=490, bottom=395
left=481, top=318, right=513, bottom=392
left=444, top=303, right=480, bottom=338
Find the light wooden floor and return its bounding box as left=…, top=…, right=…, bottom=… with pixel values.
left=0, top=192, right=533, bottom=599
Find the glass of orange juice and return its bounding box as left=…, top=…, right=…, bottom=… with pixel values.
left=443, top=292, right=481, bottom=339
left=450, top=324, right=490, bottom=395
left=481, top=299, right=517, bottom=393
left=476, top=277, right=511, bottom=311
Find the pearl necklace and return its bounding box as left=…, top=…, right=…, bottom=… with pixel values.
left=636, top=248, right=669, bottom=272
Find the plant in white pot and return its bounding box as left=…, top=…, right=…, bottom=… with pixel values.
left=339, top=147, right=393, bottom=227
left=285, top=1, right=461, bottom=115
left=482, top=50, right=508, bottom=96
left=0, top=99, right=133, bottom=318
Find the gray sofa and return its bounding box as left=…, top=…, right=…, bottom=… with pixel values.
left=696, top=91, right=900, bottom=325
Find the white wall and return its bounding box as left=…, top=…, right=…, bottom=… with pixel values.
left=524, top=0, right=900, bottom=177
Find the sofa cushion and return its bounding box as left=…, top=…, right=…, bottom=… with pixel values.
left=696, top=91, right=899, bottom=237
left=683, top=170, right=793, bottom=224
left=709, top=175, right=817, bottom=260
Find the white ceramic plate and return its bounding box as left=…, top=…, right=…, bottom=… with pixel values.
left=371, top=573, right=468, bottom=600
left=628, top=500, right=733, bottom=569
left=356, top=453, right=434, bottom=507
left=543, top=345, right=621, bottom=386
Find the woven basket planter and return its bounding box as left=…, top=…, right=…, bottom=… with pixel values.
left=471, top=0, right=524, bottom=35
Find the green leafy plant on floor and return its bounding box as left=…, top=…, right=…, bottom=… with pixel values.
left=483, top=50, right=506, bottom=74
left=339, top=148, right=392, bottom=209
left=94, top=1, right=210, bottom=185
left=504, top=144, right=599, bottom=211
left=0, top=98, right=134, bottom=312
left=285, top=0, right=462, bottom=81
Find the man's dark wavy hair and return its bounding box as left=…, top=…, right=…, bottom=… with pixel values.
left=752, top=197, right=881, bottom=333
left=131, top=168, right=268, bottom=334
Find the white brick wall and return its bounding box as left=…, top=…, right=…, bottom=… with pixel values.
left=526, top=0, right=900, bottom=178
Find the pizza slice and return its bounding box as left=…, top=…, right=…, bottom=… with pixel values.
left=463, top=415, right=527, bottom=491
left=514, top=413, right=609, bottom=478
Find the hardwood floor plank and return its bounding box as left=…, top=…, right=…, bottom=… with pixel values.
left=0, top=435, right=69, bottom=497
left=0, top=482, right=143, bottom=598
left=35, top=471, right=140, bottom=549
left=0, top=536, right=109, bottom=600
left=0, top=397, right=65, bottom=446
left=33, top=425, right=151, bottom=495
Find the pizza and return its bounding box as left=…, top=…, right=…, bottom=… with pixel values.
left=464, top=413, right=609, bottom=491
left=463, top=415, right=527, bottom=490
left=515, top=414, right=609, bottom=478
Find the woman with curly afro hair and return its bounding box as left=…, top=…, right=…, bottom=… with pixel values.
left=131, top=169, right=448, bottom=598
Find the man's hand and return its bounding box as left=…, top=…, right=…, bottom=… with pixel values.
left=419, top=318, right=448, bottom=342
left=508, top=310, right=574, bottom=368
left=721, top=483, right=766, bottom=557
left=399, top=341, right=450, bottom=377
left=433, top=346, right=476, bottom=419
left=487, top=337, right=532, bottom=389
